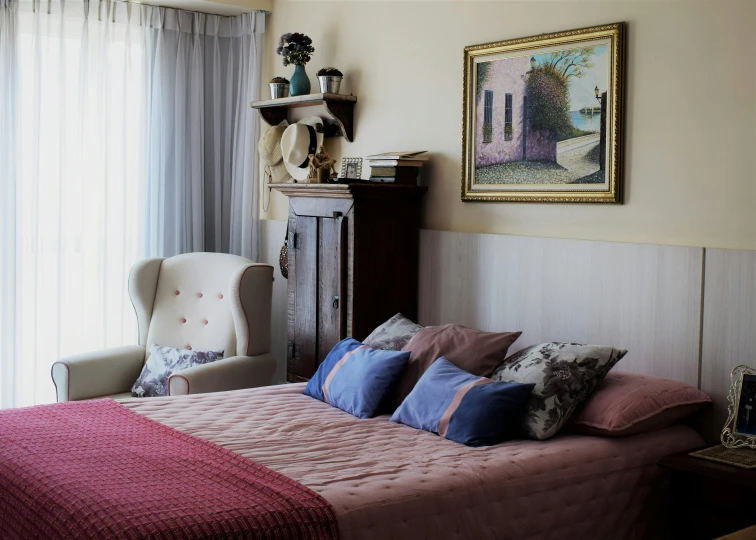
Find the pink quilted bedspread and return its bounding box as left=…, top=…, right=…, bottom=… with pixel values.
left=0, top=399, right=338, bottom=540
left=123, top=384, right=705, bottom=540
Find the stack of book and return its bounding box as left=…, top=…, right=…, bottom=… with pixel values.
left=366, top=151, right=428, bottom=185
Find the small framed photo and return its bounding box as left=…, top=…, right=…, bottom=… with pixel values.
left=341, top=157, right=363, bottom=179
left=736, top=374, right=756, bottom=435
left=722, top=366, right=756, bottom=449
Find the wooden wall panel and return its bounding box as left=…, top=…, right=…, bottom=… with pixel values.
left=701, top=249, right=756, bottom=441
left=418, top=230, right=704, bottom=385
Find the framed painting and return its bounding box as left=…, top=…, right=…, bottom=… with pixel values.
left=462, top=23, right=625, bottom=203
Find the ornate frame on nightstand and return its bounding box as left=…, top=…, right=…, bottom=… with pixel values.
left=721, top=365, right=756, bottom=449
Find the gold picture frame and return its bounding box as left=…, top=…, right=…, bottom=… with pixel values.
left=462, top=23, right=626, bottom=203
left=721, top=365, right=756, bottom=449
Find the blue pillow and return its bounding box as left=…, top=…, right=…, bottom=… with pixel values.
left=390, top=357, right=535, bottom=446
left=304, top=338, right=410, bottom=419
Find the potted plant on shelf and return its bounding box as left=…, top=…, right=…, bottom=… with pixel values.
left=276, top=33, right=315, bottom=96
left=269, top=77, right=290, bottom=99
left=316, top=67, right=343, bottom=94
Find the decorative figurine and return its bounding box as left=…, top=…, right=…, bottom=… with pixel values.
left=308, top=145, right=336, bottom=183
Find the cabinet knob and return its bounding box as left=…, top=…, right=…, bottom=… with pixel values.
left=332, top=296, right=339, bottom=310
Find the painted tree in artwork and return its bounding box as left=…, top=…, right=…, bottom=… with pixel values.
left=539, top=47, right=596, bottom=81
left=526, top=66, right=573, bottom=140
left=527, top=47, right=596, bottom=141
left=476, top=61, right=490, bottom=98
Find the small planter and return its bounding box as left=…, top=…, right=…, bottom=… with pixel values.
left=318, top=75, right=342, bottom=94
left=269, top=83, right=290, bottom=99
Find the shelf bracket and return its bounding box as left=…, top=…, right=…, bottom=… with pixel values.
left=322, top=100, right=354, bottom=142
left=258, top=108, right=288, bottom=128
left=252, top=93, right=356, bottom=142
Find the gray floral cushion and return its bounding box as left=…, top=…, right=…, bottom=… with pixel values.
left=131, top=344, right=224, bottom=398
left=491, top=342, right=626, bottom=440
left=362, top=313, right=423, bottom=351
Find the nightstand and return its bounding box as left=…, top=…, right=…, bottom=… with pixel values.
left=660, top=446, right=756, bottom=540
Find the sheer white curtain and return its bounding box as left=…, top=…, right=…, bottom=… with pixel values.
left=0, top=0, right=20, bottom=408
left=1, top=0, right=146, bottom=408
left=0, top=0, right=265, bottom=408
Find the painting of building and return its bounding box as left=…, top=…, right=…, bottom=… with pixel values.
left=475, top=56, right=556, bottom=168
left=472, top=43, right=609, bottom=186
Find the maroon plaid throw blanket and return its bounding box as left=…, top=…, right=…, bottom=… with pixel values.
left=0, top=399, right=338, bottom=539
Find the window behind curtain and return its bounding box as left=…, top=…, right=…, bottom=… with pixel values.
left=10, top=5, right=146, bottom=406
left=2, top=2, right=264, bottom=408
left=483, top=90, right=493, bottom=143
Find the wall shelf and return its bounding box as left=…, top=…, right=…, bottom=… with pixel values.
left=250, top=93, right=357, bottom=142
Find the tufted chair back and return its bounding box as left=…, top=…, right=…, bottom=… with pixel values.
left=129, top=253, right=273, bottom=360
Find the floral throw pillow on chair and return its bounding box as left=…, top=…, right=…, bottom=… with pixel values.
left=491, top=342, right=626, bottom=440
left=132, top=344, right=224, bottom=398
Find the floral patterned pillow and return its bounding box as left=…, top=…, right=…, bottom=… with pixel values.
left=131, top=344, right=224, bottom=398
left=490, top=342, right=627, bottom=440
left=362, top=313, right=423, bottom=351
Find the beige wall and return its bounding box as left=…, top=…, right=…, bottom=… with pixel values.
left=260, top=1, right=756, bottom=250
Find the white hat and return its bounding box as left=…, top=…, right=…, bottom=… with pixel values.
left=258, top=120, right=291, bottom=183
left=281, top=116, right=325, bottom=182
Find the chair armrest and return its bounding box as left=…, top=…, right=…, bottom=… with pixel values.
left=168, top=354, right=276, bottom=396
left=51, top=345, right=146, bottom=402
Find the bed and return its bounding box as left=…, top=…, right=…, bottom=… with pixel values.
left=110, top=383, right=704, bottom=540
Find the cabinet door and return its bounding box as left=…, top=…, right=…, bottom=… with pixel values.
left=317, top=216, right=347, bottom=365
left=290, top=215, right=318, bottom=381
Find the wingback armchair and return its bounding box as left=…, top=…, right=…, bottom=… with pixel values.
left=52, top=253, right=276, bottom=401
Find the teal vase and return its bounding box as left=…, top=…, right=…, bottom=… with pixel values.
left=290, top=64, right=310, bottom=96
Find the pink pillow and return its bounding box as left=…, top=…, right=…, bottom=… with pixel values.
left=566, top=371, right=712, bottom=437
left=397, top=325, right=522, bottom=408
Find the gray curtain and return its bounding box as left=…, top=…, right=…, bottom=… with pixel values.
left=141, top=6, right=265, bottom=260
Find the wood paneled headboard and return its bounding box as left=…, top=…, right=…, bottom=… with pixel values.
left=262, top=219, right=756, bottom=441
left=418, top=229, right=704, bottom=386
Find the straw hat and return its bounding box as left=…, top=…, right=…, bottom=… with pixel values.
left=258, top=120, right=291, bottom=183
left=281, top=117, right=325, bottom=182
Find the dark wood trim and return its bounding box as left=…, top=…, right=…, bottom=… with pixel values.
left=271, top=183, right=427, bottom=200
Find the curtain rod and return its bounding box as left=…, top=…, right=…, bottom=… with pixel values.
left=125, top=0, right=270, bottom=17
left=29, top=0, right=269, bottom=19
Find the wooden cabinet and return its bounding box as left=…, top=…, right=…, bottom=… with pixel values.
left=272, top=183, right=427, bottom=382
left=660, top=447, right=756, bottom=539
